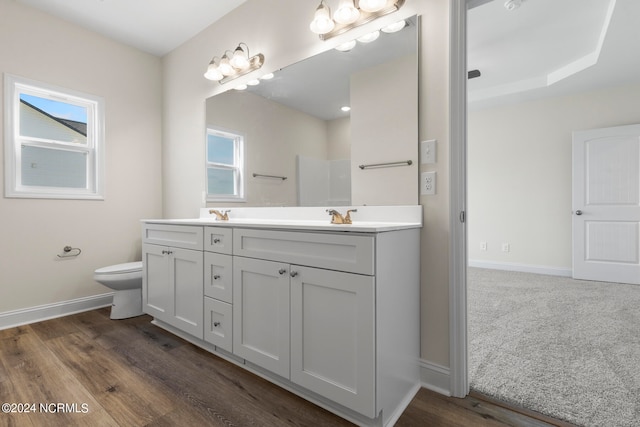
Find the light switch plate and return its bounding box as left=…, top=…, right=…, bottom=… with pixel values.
left=421, top=139, right=437, bottom=164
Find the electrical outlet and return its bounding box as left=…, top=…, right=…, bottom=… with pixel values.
left=480, top=241, right=487, bottom=251
left=421, top=171, right=436, bottom=195
left=421, top=139, right=437, bottom=164
left=502, top=243, right=510, bottom=252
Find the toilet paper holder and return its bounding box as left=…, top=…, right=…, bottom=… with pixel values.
left=57, top=246, right=82, bottom=258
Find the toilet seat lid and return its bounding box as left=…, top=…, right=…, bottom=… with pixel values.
left=95, top=261, right=142, bottom=275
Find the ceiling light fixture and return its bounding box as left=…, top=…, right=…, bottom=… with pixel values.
left=204, top=43, right=265, bottom=84
left=310, top=0, right=405, bottom=40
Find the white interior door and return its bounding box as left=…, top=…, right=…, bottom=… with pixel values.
left=572, top=124, right=640, bottom=285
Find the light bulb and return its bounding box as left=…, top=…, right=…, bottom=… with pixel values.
left=381, top=20, right=406, bottom=33
left=335, top=40, right=357, bottom=52
left=218, top=55, right=235, bottom=76
left=334, top=0, right=360, bottom=24
left=357, top=30, right=380, bottom=43
left=204, top=60, right=223, bottom=81
left=359, top=0, right=387, bottom=12
left=230, top=45, right=250, bottom=70
left=310, top=2, right=335, bottom=34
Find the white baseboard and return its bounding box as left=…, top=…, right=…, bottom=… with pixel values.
left=468, top=260, right=572, bottom=277
left=420, top=359, right=451, bottom=396
left=0, top=293, right=114, bottom=330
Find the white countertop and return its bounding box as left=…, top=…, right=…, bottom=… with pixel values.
left=142, top=206, right=422, bottom=233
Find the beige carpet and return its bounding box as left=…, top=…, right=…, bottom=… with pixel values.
left=468, top=267, right=640, bottom=427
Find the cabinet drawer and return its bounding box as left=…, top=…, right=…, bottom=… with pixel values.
left=204, top=227, right=233, bottom=254
left=204, top=297, right=232, bottom=352
left=204, top=252, right=233, bottom=303
left=233, top=228, right=374, bottom=275
left=142, top=224, right=203, bottom=250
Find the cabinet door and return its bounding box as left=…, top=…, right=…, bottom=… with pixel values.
left=170, top=247, right=204, bottom=338
left=204, top=252, right=233, bottom=303
left=204, top=297, right=232, bottom=352
left=291, top=266, right=375, bottom=418
left=142, top=243, right=171, bottom=320
left=233, top=256, right=290, bottom=379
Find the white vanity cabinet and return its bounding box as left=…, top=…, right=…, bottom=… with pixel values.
left=232, top=228, right=379, bottom=417
left=203, top=226, right=233, bottom=352
left=142, top=209, right=421, bottom=427
left=142, top=224, right=204, bottom=338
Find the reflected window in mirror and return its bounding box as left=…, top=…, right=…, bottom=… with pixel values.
left=206, top=128, right=245, bottom=202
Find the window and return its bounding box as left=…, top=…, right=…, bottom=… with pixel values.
left=4, top=74, right=105, bottom=199
left=206, top=128, right=245, bottom=201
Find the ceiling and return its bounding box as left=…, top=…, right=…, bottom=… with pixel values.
left=17, top=0, right=640, bottom=109
left=16, top=0, right=247, bottom=57
left=468, top=0, right=640, bottom=109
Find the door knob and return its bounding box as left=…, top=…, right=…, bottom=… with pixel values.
left=278, top=268, right=287, bottom=275
left=575, top=210, right=583, bottom=216
left=290, top=271, right=298, bottom=277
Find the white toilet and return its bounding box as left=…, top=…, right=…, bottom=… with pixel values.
left=93, top=261, right=143, bottom=319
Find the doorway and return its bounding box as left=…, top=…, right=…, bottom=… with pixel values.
left=451, top=0, right=639, bottom=424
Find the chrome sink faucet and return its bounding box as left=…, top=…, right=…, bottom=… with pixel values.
left=326, top=209, right=357, bottom=224
left=209, top=209, right=230, bottom=221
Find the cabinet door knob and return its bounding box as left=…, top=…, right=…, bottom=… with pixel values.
left=213, top=275, right=221, bottom=280
left=213, top=238, right=221, bottom=243
left=290, top=271, right=298, bottom=277
left=213, top=322, right=220, bottom=327
left=278, top=268, right=287, bottom=275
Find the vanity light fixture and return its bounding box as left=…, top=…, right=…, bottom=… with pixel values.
left=335, top=39, right=357, bottom=51
left=334, top=19, right=406, bottom=53
left=309, top=0, right=405, bottom=40
left=357, top=30, right=380, bottom=43
left=334, top=0, right=360, bottom=24
left=204, top=42, right=265, bottom=84
left=381, top=19, right=406, bottom=33
left=504, top=0, right=526, bottom=10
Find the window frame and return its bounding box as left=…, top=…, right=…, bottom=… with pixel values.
left=205, top=127, right=245, bottom=202
left=4, top=74, right=105, bottom=200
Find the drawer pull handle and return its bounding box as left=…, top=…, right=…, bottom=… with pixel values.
left=213, top=238, right=221, bottom=244
left=213, top=322, right=221, bottom=327
left=213, top=275, right=221, bottom=280
left=278, top=268, right=287, bottom=275
left=290, top=271, right=298, bottom=277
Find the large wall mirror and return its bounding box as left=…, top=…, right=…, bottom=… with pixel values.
left=206, top=15, right=418, bottom=207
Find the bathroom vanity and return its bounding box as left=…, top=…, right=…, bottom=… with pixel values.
left=141, top=206, right=421, bottom=427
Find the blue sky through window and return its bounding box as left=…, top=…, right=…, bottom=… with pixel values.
left=20, top=93, right=87, bottom=123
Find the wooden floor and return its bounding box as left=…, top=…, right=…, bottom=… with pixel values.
left=0, top=309, right=575, bottom=426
